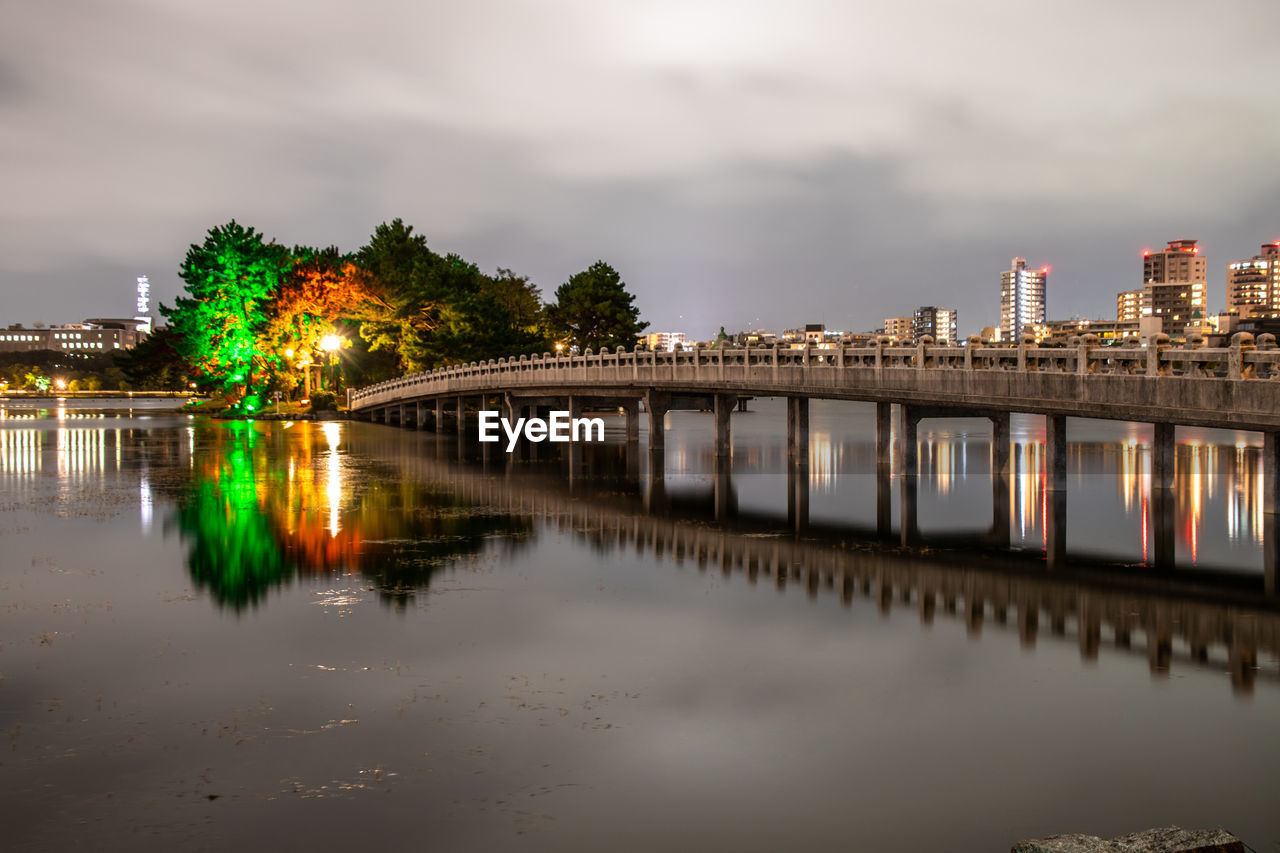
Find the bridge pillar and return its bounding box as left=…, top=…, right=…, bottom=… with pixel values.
left=433, top=398, right=446, bottom=432
left=787, top=457, right=809, bottom=534
left=1045, top=414, right=1068, bottom=569
left=1264, top=432, right=1278, bottom=516
left=713, top=456, right=736, bottom=521
left=897, top=405, right=918, bottom=476
left=645, top=391, right=669, bottom=455
left=875, top=402, right=892, bottom=468
left=456, top=396, right=469, bottom=438
left=1152, top=422, right=1175, bottom=489
left=787, top=397, right=809, bottom=458
left=990, top=411, right=1010, bottom=476
left=415, top=401, right=426, bottom=429
left=899, top=468, right=918, bottom=546
left=876, top=462, right=892, bottom=538
left=623, top=400, right=640, bottom=444
left=714, top=394, right=734, bottom=457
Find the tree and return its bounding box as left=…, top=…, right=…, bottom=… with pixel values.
left=546, top=261, right=647, bottom=352
left=161, top=221, right=290, bottom=410
left=113, top=327, right=192, bottom=391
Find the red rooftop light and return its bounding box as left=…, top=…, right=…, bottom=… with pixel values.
left=1143, top=250, right=1150, bottom=257
left=1041, top=266, right=1049, bottom=274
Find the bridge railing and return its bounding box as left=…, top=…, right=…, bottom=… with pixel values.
left=350, top=334, right=1280, bottom=409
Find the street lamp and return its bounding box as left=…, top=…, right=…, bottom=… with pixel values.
left=320, top=334, right=343, bottom=391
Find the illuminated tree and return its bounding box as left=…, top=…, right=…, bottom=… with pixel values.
left=546, top=261, right=647, bottom=352
left=265, top=247, right=386, bottom=396
left=162, top=221, right=290, bottom=410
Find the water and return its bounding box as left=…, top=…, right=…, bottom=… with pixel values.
left=1, top=399, right=1277, bottom=851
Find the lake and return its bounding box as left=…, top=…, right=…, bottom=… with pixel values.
left=1, top=398, right=1276, bottom=851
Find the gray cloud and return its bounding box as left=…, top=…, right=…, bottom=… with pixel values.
left=2, top=0, right=1277, bottom=335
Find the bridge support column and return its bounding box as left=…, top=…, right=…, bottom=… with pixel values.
left=456, top=396, right=469, bottom=438
left=899, top=469, right=918, bottom=546
left=623, top=400, right=640, bottom=445
left=1152, top=422, right=1175, bottom=489
left=415, top=401, right=427, bottom=429
left=787, top=456, right=809, bottom=534
left=787, top=397, right=809, bottom=458
left=875, top=402, right=892, bottom=467
left=1266, top=433, right=1278, bottom=595
left=714, top=395, right=734, bottom=457
left=898, top=405, right=918, bottom=476
left=1045, top=414, right=1067, bottom=569
left=432, top=398, right=445, bottom=432
left=645, top=391, right=669, bottom=456
left=990, top=411, right=1010, bottom=476
left=713, top=455, right=736, bottom=522
left=876, top=463, right=892, bottom=538
left=398, top=403, right=409, bottom=428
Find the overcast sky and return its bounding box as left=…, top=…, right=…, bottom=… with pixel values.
left=3, top=0, right=1277, bottom=338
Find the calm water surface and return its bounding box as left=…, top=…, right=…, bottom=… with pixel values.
left=1, top=399, right=1277, bottom=851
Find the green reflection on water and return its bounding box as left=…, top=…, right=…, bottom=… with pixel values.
left=169, top=421, right=535, bottom=610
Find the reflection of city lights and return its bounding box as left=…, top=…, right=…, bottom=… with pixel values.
left=808, top=432, right=837, bottom=491
left=322, top=422, right=343, bottom=537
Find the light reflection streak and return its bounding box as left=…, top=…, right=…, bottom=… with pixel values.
left=322, top=422, right=343, bottom=537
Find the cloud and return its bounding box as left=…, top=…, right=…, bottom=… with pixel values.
left=2, top=0, right=1278, bottom=333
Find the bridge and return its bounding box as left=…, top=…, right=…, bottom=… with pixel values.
left=349, top=336, right=1280, bottom=545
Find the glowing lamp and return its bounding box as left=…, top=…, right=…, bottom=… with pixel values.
left=320, top=334, right=342, bottom=352
left=1142, top=250, right=1150, bottom=257
left=284, top=348, right=294, bottom=358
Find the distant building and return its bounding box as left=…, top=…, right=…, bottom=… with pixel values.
left=912, top=306, right=957, bottom=345
left=980, top=326, right=1002, bottom=344
left=1142, top=239, right=1208, bottom=336
left=882, top=317, right=913, bottom=342
left=0, top=318, right=148, bottom=354
left=1031, top=318, right=1139, bottom=346
left=637, top=331, right=685, bottom=351
left=1000, top=257, right=1047, bottom=341
left=1116, top=290, right=1142, bottom=323
left=1226, top=242, right=1280, bottom=316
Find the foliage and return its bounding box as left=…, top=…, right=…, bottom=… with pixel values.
left=308, top=390, right=336, bottom=412
left=162, top=221, right=291, bottom=409
left=546, top=261, right=647, bottom=352
left=113, top=327, right=192, bottom=391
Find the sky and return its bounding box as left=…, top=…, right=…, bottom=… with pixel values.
left=2, top=0, right=1278, bottom=339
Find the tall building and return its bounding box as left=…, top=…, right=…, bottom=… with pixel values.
left=1000, top=258, right=1047, bottom=341
left=1116, top=290, right=1143, bottom=323
left=1226, top=242, right=1280, bottom=316
left=1141, top=239, right=1208, bottom=335
left=913, top=306, right=957, bottom=345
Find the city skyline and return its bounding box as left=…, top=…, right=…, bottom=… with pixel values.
left=3, top=1, right=1278, bottom=339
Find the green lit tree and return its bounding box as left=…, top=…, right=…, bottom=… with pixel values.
left=162, top=221, right=290, bottom=411
left=546, top=261, right=647, bottom=352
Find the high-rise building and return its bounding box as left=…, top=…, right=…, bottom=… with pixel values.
left=1000, top=258, right=1047, bottom=341
left=1116, top=290, right=1143, bottom=323
left=913, top=306, right=957, bottom=345
left=1140, top=239, right=1208, bottom=335
left=1226, top=242, right=1280, bottom=316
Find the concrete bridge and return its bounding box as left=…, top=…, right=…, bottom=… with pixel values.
left=358, top=425, right=1280, bottom=696
left=349, top=337, right=1280, bottom=548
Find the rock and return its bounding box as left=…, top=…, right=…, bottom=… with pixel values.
left=1012, top=826, right=1244, bottom=853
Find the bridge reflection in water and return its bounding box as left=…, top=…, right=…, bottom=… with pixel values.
left=354, top=421, right=1278, bottom=697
